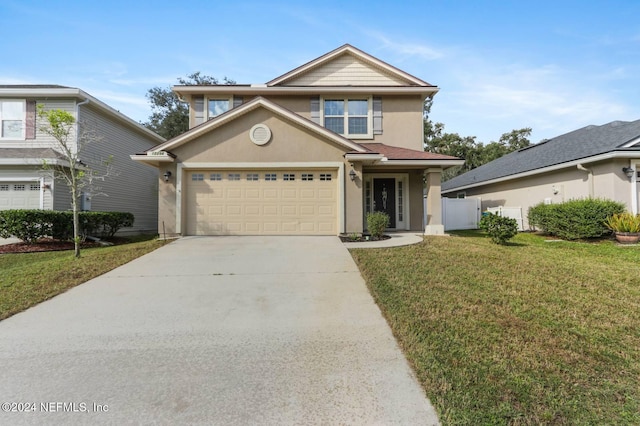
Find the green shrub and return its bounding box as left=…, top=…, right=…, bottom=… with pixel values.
left=0, top=210, right=52, bottom=243
left=479, top=212, right=518, bottom=245
left=528, top=198, right=625, bottom=240
left=366, top=211, right=389, bottom=239
left=0, top=210, right=135, bottom=243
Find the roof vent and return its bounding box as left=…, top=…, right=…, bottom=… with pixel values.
left=250, top=124, right=271, bottom=146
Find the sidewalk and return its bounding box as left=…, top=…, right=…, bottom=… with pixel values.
left=342, top=232, right=425, bottom=249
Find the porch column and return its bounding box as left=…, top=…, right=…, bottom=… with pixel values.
left=424, top=168, right=445, bottom=235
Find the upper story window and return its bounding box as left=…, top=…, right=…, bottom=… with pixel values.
left=312, top=96, right=380, bottom=139
left=0, top=100, right=25, bottom=139
left=208, top=98, right=231, bottom=119
left=322, top=98, right=371, bottom=138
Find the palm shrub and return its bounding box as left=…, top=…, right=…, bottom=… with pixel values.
left=479, top=212, right=518, bottom=245
left=528, top=198, right=625, bottom=240
left=604, top=212, right=640, bottom=233
left=366, top=211, right=389, bottom=239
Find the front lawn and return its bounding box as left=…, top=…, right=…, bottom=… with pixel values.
left=350, top=232, right=640, bottom=425
left=0, top=236, right=169, bottom=321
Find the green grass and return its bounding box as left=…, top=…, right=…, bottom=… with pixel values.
left=0, top=235, right=169, bottom=321
left=350, top=231, right=640, bottom=425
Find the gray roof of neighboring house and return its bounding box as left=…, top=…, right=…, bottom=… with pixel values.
left=442, top=119, right=640, bottom=192
left=0, top=84, right=72, bottom=89
left=0, top=148, right=65, bottom=159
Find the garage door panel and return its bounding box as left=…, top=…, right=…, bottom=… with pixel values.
left=186, top=169, right=337, bottom=235
left=0, top=182, right=41, bottom=211
left=281, top=189, right=297, bottom=198
left=245, top=189, right=260, bottom=198
left=281, top=205, right=297, bottom=216
left=318, top=205, right=334, bottom=215
left=263, top=189, right=278, bottom=198
left=227, top=189, right=242, bottom=198
left=245, top=205, right=260, bottom=215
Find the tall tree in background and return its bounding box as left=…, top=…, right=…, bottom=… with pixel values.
left=423, top=98, right=531, bottom=180
left=144, top=73, right=235, bottom=139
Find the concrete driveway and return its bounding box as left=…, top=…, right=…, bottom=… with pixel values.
left=0, top=236, right=439, bottom=425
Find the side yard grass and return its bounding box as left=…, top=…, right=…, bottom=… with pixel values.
left=0, top=236, right=169, bottom=321
left=350, top=231, right=640, bottom=425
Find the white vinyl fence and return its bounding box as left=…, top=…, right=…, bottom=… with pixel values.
left=442, top=197, right=482, bottom=231
left=486, top=206, right=524, bottom=231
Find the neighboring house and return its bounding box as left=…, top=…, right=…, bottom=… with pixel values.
left=132, top=45, right=463, bottom=236
left=0, top=85, right=165, bottom=233
left=442, top=119, right=640, bottom=229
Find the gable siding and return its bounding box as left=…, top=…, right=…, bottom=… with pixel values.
left=78, top=105, right=159, bottom=233
left=283, top=54, right=408, bottom=86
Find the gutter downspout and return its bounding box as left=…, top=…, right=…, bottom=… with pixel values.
left=577, top=163, right=594, bottom=197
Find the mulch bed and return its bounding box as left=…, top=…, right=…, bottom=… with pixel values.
left=339, top=234, right=391, bottom=243
left=0, top=238, right=126, bottom=254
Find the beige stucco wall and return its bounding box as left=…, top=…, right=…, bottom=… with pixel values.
left=454, top=160, right=635, bottom=229
left=159, top=107, right=368, bottom=235
left=187, top=95, right=424, bottom=151
left=409, top=171, right=426, bottom=231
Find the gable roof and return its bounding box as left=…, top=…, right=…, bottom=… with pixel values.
left=442, top=119, right=640, bottom=193
left=267, top=44, right=434, bottom=87
left=173, top=44, right=439, bottom=99
left=135, top=96, right=368, bottom=160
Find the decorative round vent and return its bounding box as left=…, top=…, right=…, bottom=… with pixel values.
left=250, top=124, right=272, bottom=146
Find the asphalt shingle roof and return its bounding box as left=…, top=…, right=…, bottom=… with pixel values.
left=442, top=119, right=640, bottom=192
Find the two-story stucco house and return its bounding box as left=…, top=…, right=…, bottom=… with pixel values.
left=132, top=45, right=462, bottom=236
left=0, top=85, right=165, bottom=233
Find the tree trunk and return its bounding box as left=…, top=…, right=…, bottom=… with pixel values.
left=72, top=195, right=80, bottom=258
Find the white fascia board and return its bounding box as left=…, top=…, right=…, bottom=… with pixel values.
left=380, top=159, right=465, bottom=167
left=130, top=154, right=175, bottom=165
left=441, top=151, right=640, bottom=194
left=344, top=154, right=385, bottom=161
left=0, top=158, right=69, bottom=167
left=174, top=85, right=438, bottom=97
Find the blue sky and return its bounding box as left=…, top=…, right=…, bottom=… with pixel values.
left=1, top=0, right=639, bottom=145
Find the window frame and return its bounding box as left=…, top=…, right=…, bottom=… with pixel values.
left=0, top=99, right=26, bottom=140
left=206, top=97, right=232, bottom=120
left=319, top=96, right=373, bottom=139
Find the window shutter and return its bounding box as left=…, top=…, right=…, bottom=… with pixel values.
left=25, top=100, right=36, bottom=139
left=310, top=96, right=320, bottom=124
left=373, top=97, right=382, bottom=135
left=193, top=96, right=204, bottom=126
left=233, top=96, right=243, bottom=108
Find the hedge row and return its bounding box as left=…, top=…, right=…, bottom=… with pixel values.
left=528, top=198, right=625, bottom=240
left=0, top=210, right=134, bottom=243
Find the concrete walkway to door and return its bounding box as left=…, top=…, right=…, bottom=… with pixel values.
left=0, top=236, right=439, bottom=425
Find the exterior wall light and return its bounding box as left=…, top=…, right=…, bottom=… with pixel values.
left=349, top=168, right=357, bottom=181
left=622, top=167, right=634, bottom=179
left=163, top=171, right=172, bottom=182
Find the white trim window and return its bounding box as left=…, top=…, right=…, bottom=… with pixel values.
left=207, top=98, right=231, bottom=119
left=321, top=97, right=372, bottom=139
left=0, top=100, right=25, bottom=139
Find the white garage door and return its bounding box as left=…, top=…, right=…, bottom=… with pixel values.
left=186, top=169, right=338, bottom=235
left=0, top=182, right=41, bottom=210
